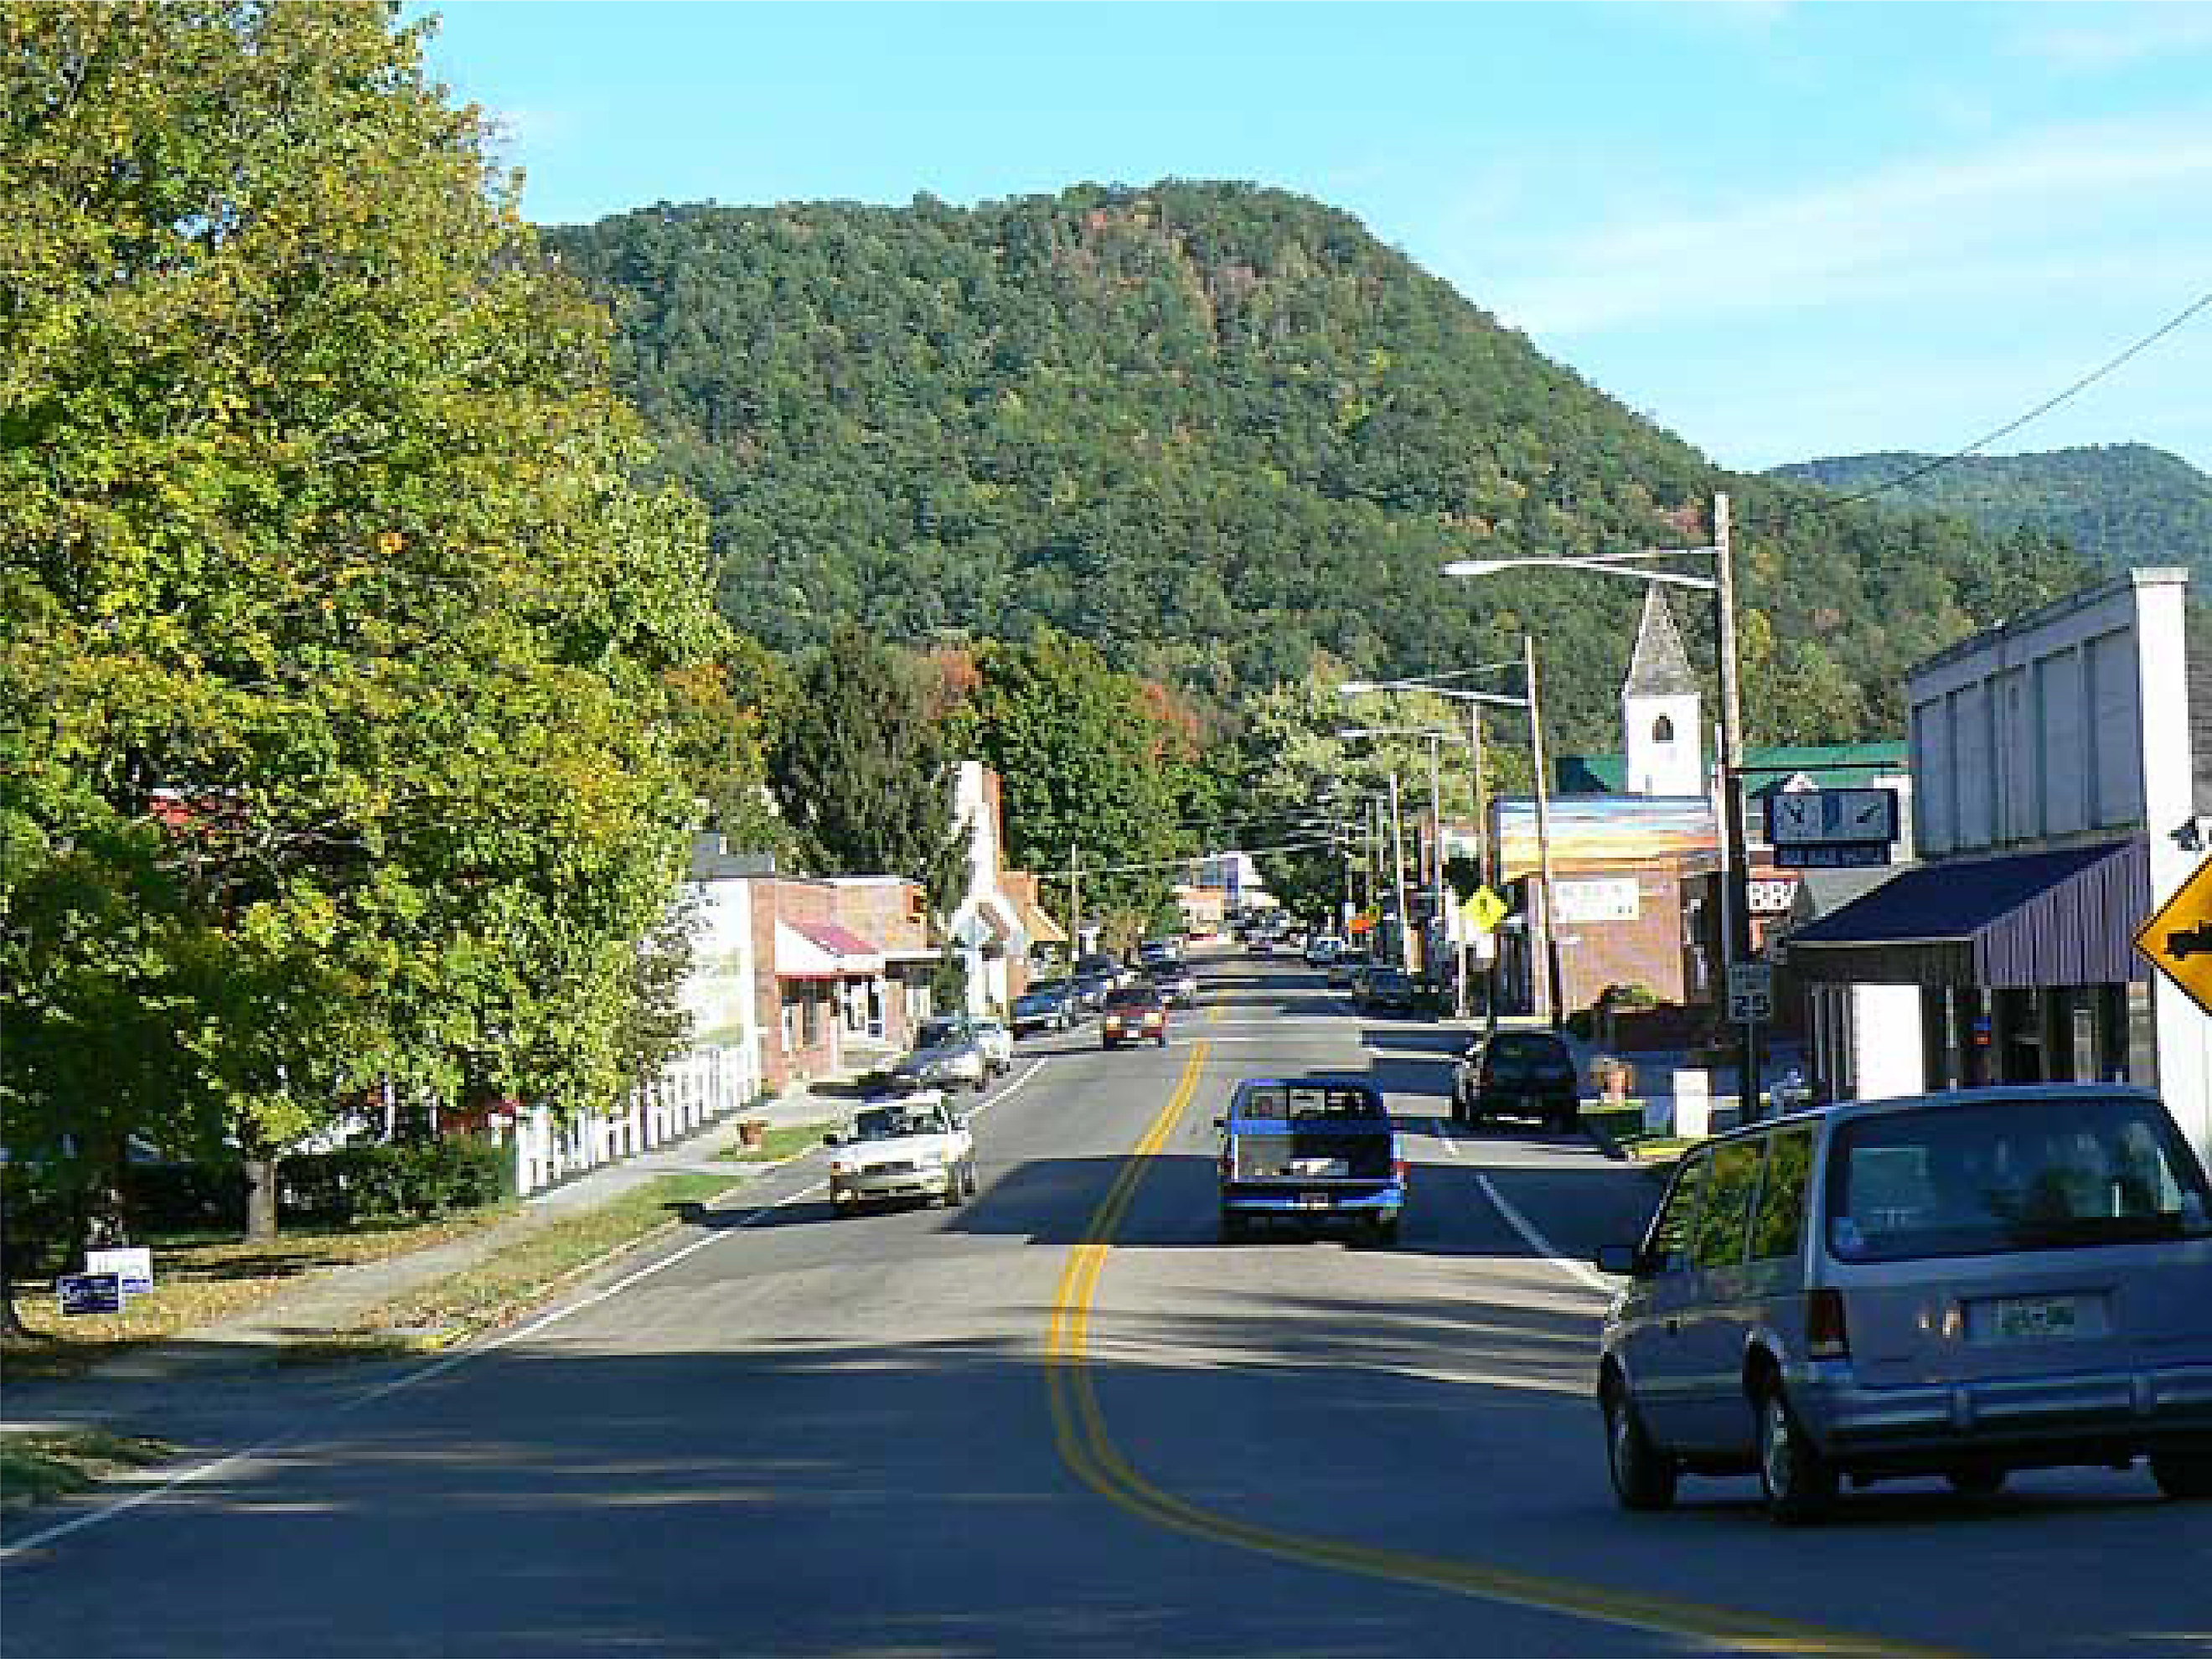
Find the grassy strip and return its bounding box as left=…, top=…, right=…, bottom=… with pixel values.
left=339, top=1169, right=747, bottom=1340
left=0, top=1429, right=176, bottom=1509
left=3, top=1210, right=514, bottom=1380
left=718, top=1123, right=833, bottom=1164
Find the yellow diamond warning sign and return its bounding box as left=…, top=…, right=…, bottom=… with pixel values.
left=2135, top=856, right=2212, bottom=1020
left=1461, top=886, right=1508, bottom=936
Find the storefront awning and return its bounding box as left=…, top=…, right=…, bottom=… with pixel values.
left=773, top=920, right=884, bottom=979
left=794, top=920, right=885, bottom=974
left=773, top=920, right=841, bottom=981
left=1787, top=840, right=2147, bottom=989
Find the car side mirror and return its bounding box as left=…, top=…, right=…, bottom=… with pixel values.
left=1594, top=1243, right=1642, bottom=1277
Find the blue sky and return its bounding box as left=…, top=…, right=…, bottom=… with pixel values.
left=415, top=2, right=2212, bottom=475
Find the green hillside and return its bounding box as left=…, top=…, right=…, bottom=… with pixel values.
left=1771, top=445, right=2212, bottom=588
left=544, top=181, right=2093, bottom=752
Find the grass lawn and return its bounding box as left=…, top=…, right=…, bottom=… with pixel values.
left=2, top=1209, right=512, bottom=1379
left=337, top=1168, right=746, bottom=1341
left=718, top=1123, right=833, bottom=1165
left=4, top=1142, right=800, bottom=1381
left=0, top=1429, right=175, bottom=1509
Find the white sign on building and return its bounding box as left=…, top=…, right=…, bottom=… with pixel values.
left=1553, top=877, right=1641, bottom=924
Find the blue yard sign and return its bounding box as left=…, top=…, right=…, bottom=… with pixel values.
left=57, top=1272, right=124, bottom=1317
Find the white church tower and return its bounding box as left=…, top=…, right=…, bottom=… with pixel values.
left=1621, top=587, right=1704, bottom=797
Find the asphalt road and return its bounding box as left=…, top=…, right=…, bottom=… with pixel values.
left=4, top=951, right=2207, bottom=1657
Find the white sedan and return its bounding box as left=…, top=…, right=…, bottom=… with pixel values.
left=825, top=1093, right=979, bottom=1212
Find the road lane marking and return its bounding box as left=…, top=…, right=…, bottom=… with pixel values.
left=1045, top=1047, right=1961, bottom=1659
left=3, top=1057, right=1058, bottom=1563
left=1472, top=1170, right=1618, bottom=1296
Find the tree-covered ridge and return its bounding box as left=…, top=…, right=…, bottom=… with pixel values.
left=1770, top=445, right=2212, bottom=589
left=545, top=181, right=2095, bottom=753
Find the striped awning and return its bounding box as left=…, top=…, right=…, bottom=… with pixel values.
left=1787, top=840, right=2147, bottom=989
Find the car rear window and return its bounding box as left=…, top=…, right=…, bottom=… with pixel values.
left=1827, top=1094, right=2212, bottom=1263
left=1236, top=1083, right=1386, bottom=1123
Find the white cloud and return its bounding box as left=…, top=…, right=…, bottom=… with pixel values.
left=2012, top=6, right=2212, bottom=72
left=1459, top=112, right=2212, bottom=337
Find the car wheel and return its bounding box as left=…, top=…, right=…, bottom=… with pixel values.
left=1946, top=1467, right=2008, bottom=1497
left=2150, top=1448, right=2212, bottom=1499
left=1756, top=1384, right=1837, bottom=1525
left=940, top=1166, right=966, bottom=1207
left=1603, top=1378, right=1677, bottom=1512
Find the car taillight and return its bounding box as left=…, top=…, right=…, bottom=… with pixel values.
left=1393, top=1158, right=1408, bottom=1185
left=1807, top=1288, right=1849, bottom=1359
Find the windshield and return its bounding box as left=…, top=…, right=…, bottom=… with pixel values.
left=1103, top=989, right=1159, bottom=1010
left=916, top=1017, right=964, bottom=1047
left=1485, top=1035, right=1570, bottom=1078
left=854, top=1105, right=943, bottom=1140
left=1827, top=1093, right=2212, bottom=1262
left=1236, top=1083, right=1386, bottom=1122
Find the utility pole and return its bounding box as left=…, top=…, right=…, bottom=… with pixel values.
left=1067, top=843, right=1081, bottom=958
left=1524, top=634, right=1564, bottom=1027
left=1388, top=770, right=1413, bottom=972
left=1713, top=493, right=1761, bottom=1118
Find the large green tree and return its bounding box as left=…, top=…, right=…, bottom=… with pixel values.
left=770, top=625, right=971, bottom=915
left=1, top=1, right=729, bottom=1246
left=967, top=630, right=1197, bottom=948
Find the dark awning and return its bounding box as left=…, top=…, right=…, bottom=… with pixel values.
left=1787, top=840, right=2147, bottom=989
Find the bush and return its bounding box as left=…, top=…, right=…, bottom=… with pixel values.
left=121, top=1161, right=250, bottom=1233
left=280, top=1137, right=513, bottom=1225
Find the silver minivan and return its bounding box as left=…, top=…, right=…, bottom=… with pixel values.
left=1594, top=1084, right=2212, bottom=1523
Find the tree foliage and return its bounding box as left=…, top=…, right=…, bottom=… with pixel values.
left=546, top=182, right=2096, bottom=756
left=1, top=1, right=730, bottom=1237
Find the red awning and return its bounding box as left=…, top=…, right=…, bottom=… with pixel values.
left=791, top=920, right=886, bottom=974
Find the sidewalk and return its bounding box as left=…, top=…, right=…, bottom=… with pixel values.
left=2, top=1081, right=859, bottom=1434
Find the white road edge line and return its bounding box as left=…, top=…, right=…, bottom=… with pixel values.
left=1471, top=1169, right=1620, bottom=1296
left=1, top=1057, right=1050, bottom=1563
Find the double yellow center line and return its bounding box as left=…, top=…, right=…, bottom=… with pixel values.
left=1043, top=1040, right=1961, bottom=1658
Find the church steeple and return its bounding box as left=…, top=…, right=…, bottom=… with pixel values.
left=1625, top=587, right=1698, bottom=699
left=1621, top=588, right=1703, bottom=796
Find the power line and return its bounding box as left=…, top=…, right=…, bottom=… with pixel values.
left=1761, top=285, right=2212, bottom=523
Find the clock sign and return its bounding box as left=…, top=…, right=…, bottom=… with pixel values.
left=1764, top=788, right=1898, bottom=868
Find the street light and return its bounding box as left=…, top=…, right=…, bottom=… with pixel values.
left=1338, top=724, right=1459, bottom=982
left=1340, top=650, right=1563, bottom=1027
left=1445, top=492, right=1761, bottom=1115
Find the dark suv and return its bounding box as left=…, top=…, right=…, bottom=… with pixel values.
left=1454, top=1029, right=1579, bottom=1130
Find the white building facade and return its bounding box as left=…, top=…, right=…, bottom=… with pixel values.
left=1790, top=569, right=2210, bottom=1163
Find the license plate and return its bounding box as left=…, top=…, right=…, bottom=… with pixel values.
left=1299, top=1193, right=1332, bottom=1210
left=1993, top=1295, right=2079, bottom=1340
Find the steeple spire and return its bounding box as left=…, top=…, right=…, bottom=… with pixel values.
left=1624, top=587, right=1698, bottom=698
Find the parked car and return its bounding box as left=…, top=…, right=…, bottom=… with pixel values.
left=1326, top=948, right=1368, bottom=988
left=1069, top=970, right=1114, bottom=1012
left=1304, top=934, right=1343, bottom=966
left=888, top=1031, right=989, bottom=1093
left=1216, top=1076, right=1406, bottom=1245
left=1011, top=983, right=1078, bottom=1036
left=1100, top=985, right=1170, bottom=1048
left=1593, top=1084, right=2212, bottom=1524
left=1137, top=936, right=1185, bottom=969
left=1453, top=1029, right=1579, bottom=1129
left=1076, top=952, right=1129, bottom=990
left=1355, top=965, right=1419, bottom=1014
left=1145, top=960, right=1200, bottom=1008
left=915, top=1013, right=1011, bottom=1076
left=824, top=1091, right=978, bottom=1212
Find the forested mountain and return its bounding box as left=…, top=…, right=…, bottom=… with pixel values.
left=1771, top=445, right=2212, bottom=590
left=544, top=181, right=2094, bottom=752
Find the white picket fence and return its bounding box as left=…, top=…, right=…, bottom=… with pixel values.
left=509, top=1041, right=761, bottom=1197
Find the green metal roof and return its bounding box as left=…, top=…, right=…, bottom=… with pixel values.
left=1558, top=741, right=1906, bottom=798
